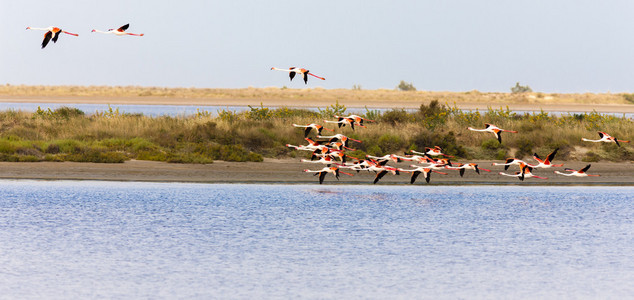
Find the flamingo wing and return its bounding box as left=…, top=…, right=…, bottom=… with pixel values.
left=503, top=158, right=515, bottom=170
left=580, top=164, right=592, bottom=173
left=546, top=148, right=558, bottom=163
left=52, top=30, right=61, bottom=43
left=289, top=71, right=296, bottom=81
left=303, top=71, right=308, bottom=84
left=374, top=170, right=387, bottom=184
left=410, top=171, right=421, bottom=184
left=118, top=24, right=130, bottom=32
left=42, top=31, right=53, bottom=48
left=318, top=171, right=327, bottom=184
left=303, top=127, right=312, bottom=137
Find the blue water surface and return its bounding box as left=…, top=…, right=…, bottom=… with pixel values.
left=1, top=102, right=633, bottom=118
left=0, top=181, right=632, bottom=299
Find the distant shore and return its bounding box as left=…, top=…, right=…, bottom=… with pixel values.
left=0, top=159, right=632, bottom=185
left=1, top=85, right=634, bottom=113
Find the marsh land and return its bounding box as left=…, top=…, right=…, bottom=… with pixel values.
left=0, top=85, right=632, bottom=183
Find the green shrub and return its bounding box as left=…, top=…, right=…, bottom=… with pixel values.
left=511, top=82, right=532, bottom=93
left=582, top=151, right=601, bottom=162
left=65, top=149, right=128, bottom=163
left=377, top=134, right=405, bottom=153
left=0, top=140, right=16, bottom=154
left=380, top=109, right=411, bottom=125
left=318, top=100, right=347, bottom=118
left=397, top=80, right=416, bottom=91
left=515, top=137, right=535, bottom=159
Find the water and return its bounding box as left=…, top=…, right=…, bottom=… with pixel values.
left=1, top=102, right=633, bottom=118
left=0, top=181, right=632, bottom=299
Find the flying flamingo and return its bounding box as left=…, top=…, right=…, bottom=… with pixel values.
left=366, top=154, right=402, bottom=164
left=91, top=24, right=144, bottom=36
left=366, top=161, right=400, bottom=184
left=339, top=159, right=373, bottom=173
left=334, top=114, right=375, bottom=126
left=324, top=117, right=365, bottom=130
left=315, top=150, right=358, bottom=164
left=286, top=138, right=328, bottom=152
left=293, top=123, right=334, bottom=137
left=300, top=156, right=336, bottom=165
left=532, top=148, right=564, bottom=168
left=582, top=131, right=630, bottom=147
left=467, top=123, right=518, bottom=143
left=326, top=141, right=355, bottom=151
left=446, top=163, right=491, bottom=177
left=499, top=164, right=547, bottom=181
left=26, top=26, right=78, bottom=48
left=271, top=67, right=326, bottom=84
left=419, top=154, right=454, bottom=167
left=492, top=158, right=533, bottom=170
left=399, top=166, right=448, bottom=184
left=554, top=164, right=600, bottom=177
left=303, top=166, right=353, bottom=184
left=410, top=146, right=453, bottom=157
left=316, top=134, right=362, bottom=148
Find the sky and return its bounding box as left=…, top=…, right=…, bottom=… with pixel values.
left=2, top=0, right=634, bottom=93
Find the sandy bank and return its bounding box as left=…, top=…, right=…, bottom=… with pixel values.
left=0, top=159, right=632, bottom=185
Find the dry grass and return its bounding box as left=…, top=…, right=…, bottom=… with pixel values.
left=0, top=84, right=632, bottom=105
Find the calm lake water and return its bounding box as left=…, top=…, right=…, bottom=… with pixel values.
left=1, top=102, right=633, bottom=118
left=0, top=181, right=632, bottom=299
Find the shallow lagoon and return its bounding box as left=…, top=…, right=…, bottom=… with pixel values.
left=0, top=181, right=632, bottom=298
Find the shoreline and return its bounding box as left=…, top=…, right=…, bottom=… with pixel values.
left=1, top=159, right=632, bottom=185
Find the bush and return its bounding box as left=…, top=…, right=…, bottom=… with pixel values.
left=380, top=109, right=411, bottom=125
left=582, top=151, right=601, bottom=162
left=397, top=80, right=416, bottom=91
left=65, top=149, right=128, bottom=163
left=511, top=82, right=532, bottom=93
left=377, top=134, right=405, bottom=153
left=515, top=137, right=535, bottom=159
left=318, top=100, right=347, bottom=118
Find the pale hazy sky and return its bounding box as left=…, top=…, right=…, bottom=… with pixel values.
left=2, top=1, right=634, bottom=93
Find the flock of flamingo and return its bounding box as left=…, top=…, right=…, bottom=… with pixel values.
left=26, top=24, right=143, bottom=48
left=26, top=24, right=630, bottom=184
left=290, top=118, right=629, bottom=184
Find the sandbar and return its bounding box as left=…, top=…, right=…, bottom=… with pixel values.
left=0, top=159, right=631, bottom=185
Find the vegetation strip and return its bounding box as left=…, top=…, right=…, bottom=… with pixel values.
left=0, top=100, right=631, bottom=164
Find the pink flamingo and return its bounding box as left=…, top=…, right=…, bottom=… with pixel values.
left=271, top=67, right=325, bottom=84
left=554, top=164, right=600, bottom=177
left=91, top=24, right=144, bottom=36
left=532, top=148, right=564, bottom=168
left=582, top=131, right=630, bottom=147
left=303, top=166, right=353, bottom=184
left=468, top=123, right=517, bottom=143
left=26, top=26, right=78, bottom=48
